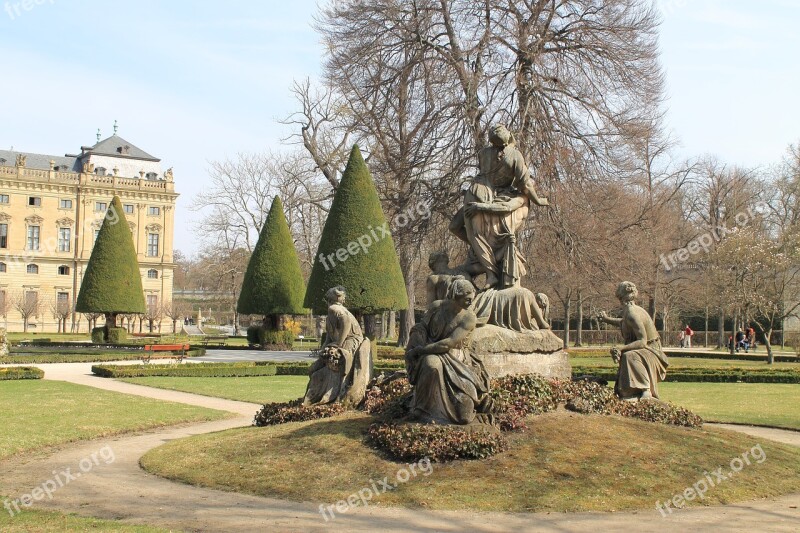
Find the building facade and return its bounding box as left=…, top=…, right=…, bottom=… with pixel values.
left=0, top=134, right=178, bottom=332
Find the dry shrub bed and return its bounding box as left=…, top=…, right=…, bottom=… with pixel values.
left=253, top=372, right=703, bottom=462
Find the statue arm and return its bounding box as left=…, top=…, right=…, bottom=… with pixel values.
left=466, top=196, right=526, bottom=215
left=620, top=315, right=648, bottom=353
left=415, top=314, right=477, bottom=356
left=598, top=312, right=623, bottom=327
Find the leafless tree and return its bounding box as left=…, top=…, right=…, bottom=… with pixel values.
left=162, top=300, right=190, bottom=334
left=49, top=296, right=72, bottom=333
left=12, top=290, right=41, bottom=333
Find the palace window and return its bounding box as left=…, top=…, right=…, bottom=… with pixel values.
left=58, top=227, right=71, bottom=252
left=147, top=233, right=159, bottom=257
left=28, top=196, right=41, bottom=207
left=27, top=225, right=40, bottom=250
left=146, top=294, right=158, bottom=308
left=0, top=194, right=8, bottom=204
left=0, top=223, right=7, bottom=249
left=147, top=269, right=159, bottom=279
left=124, top=204, right=135, bottom=214
left=0, top=262, right=6, bottom=273
left=58, top=265, right=70, bottom=275
left=148, top=206, right=160, bottom=216
left=26, top=264, right=39, bottom=274
left=59, top=199, right=73, bottom=209
left=95, top=201, right=107, bottom=212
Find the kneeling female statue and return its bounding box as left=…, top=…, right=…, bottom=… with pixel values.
left=303, top=286, right=371, bottom=406
left=598, top=281, right=669, bottom=401
left=405, top=279, right=494, bottom=425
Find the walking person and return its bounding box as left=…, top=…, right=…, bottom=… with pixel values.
left=677, top=330, right=686, bottom=348
left=683, top=324, right=694, bottom=348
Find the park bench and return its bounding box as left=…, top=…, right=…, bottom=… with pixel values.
left=142, top=343, right=190, bottom=364
left=201, top=335, right=228, bottom=347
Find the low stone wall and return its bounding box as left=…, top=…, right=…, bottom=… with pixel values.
left=470, top=325, right=571, bottom=380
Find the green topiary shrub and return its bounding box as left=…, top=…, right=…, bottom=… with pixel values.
left=253, top=399, right=346, bottom=426
left=259, top=329, right=294, bottom=350
left=106, top=327, right=128, bottom=344
left=304, top=145, right=408, bottom=316
left=366, top=422, right=508, bottom=462
left=76, top=196, right=146, bottom=326
left=91, top=327, right=106, bottom=344
left=246, top=325, right=261, bottom=345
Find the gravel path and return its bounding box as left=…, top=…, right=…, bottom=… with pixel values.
left=1, top=363, right=798, bottom=532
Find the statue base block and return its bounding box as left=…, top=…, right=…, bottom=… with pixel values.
left=469, top=325, right=571, bottom=380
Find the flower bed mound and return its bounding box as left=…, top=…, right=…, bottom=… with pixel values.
left=140, top=411, right=800, bottom=513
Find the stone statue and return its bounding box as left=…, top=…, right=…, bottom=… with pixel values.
left=425, top=251, right=471, bottom=307
left=450, top=124, right=549, bottom=289
left=164, top=167, right=174, bottom=182
left=598, top=281, right=669, bottom=401
left=303, top=286, right=372, bottom=407
left=405, top=279, right=494, bottom=425
left=15, top=154, right=26, bottom=167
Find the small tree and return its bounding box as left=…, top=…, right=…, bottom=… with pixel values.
left=76, top=196, right=146, bottom=339
left=12, top=290, right=41, bottom=333
left=305, top=145, right=408, bottom=324
left=163, top=300, right=190, bottom=334
left=237, top=196, right=306, bottom=334
left=50, top=296, right=72, bottom=333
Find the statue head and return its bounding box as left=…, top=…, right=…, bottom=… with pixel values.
left=489, top=124, right=514, bottom=148
left=325, top=286, right=347, bottom=306
left=447, top=278, right=476, bottom=308
left=428, top=251, right=450, bottom=273
left=615, top=281, right=638, bottom=303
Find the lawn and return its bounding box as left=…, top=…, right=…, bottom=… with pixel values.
left=658, top=383, right=800, bottom=430
left=141, top=411, right=800, bottom=513
left=120, top=376, right=308, bottom=404
left=0, top=506, right=167, bottom=532
left=0, top=381, right=231, bottom=460
left=570, top=356, right=799, bottom=369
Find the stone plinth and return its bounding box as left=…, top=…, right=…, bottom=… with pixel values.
left=469, top=325, right=570, bottom=379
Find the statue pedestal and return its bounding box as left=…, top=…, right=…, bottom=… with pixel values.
left=469, top=325, right=571, bottom=379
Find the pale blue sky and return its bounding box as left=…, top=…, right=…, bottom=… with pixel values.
left=1, top=0, right=798, bottom=255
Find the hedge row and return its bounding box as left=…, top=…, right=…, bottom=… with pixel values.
left=0, top=367, right=44, bottom=380
left=572, top=366, right=800, bottom=384
left=92, top=362, right=278, bottom=378
left=663, top=350, right=799, bottom=363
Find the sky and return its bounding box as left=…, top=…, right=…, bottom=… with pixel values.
left=1, top=0, right=798, bottom=256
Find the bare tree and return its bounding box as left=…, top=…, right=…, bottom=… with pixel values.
left=49, top=296, right=72, bottom=333
left=162, top=300, right=190, bottom=334
left=12, top=290, right=41, bottom=333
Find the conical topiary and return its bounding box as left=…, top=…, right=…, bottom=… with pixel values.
left=237, top=195, right=306, bottom=323
left=304, top=144, right=408, bottom=315
left=76, top=195, right=146, bottom=326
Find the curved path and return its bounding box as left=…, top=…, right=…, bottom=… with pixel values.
left=0, top=363, right=798, bottom=532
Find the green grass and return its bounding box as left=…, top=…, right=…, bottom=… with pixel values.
left=0, top=381, right=231, bottom=461
left=658, top=382, right=800, bottom=430
left=0, top=505, right=167, bottom=532
left=120, top=375, right=308, bottom=404
left=141, top=411, right=800, bottom=513
left=570, top=356, right=798, bottom=369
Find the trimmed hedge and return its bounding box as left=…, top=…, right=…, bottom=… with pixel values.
left=572, top=366, right=800, bottom=384
left=0, top=366, right=44, bottom=380
left=92, top=362, right=278, bottom=378
left=663, top=350, right=799, bottom=363
left=245, top=326, right=295, bottom=349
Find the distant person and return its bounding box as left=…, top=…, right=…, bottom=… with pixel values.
left=684, top=324, right=694, bottom=348
left=748, top=326, right=757, bottom=350
left=735, top=328, right=748, bottom=353
left=677, top=330, right=686, bottom=348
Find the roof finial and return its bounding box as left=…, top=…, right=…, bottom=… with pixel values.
left=113, top=120, right=118, bottom=135
left=96, top=128, right=101, bottom=142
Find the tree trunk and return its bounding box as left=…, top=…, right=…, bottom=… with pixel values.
left=105, top=312, right=117, bottom=328
left=704, top=306, right=709, bottom=347
left=574, top=291, right=583, bottom=347
left=363, top=314, right=377, bottom=340
left=763, top=327, right=774, bottom=365
left=388, top=309, right=396, bottom=340
left=717, top=310, right=725, bottom=349
left=562, top=297, right=571, bottom=348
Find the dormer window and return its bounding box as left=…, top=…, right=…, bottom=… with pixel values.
left=117, top=145, right=130, bottom=155
left=145, top=172, right=158, bottom=180
left=95, top=167, right=107, bottom=176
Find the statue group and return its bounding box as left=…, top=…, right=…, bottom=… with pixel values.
left=303, top=125, right=667, bottom=423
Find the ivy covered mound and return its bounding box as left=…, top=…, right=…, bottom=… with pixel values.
left=141, top=401, right=800, bottom=514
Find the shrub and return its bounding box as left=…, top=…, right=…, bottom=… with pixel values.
left=106, top=327, right=128, bottom=344
left=0, top=366, right=44, bottom=380
left=490, top=374, right=557, bottom=430
left=246, top=325, right=261, bottom=345
left=259, top=329, right=294, bottom=349
left=92, top=362, right=279, bottom=378
left=91, top=327, right=106, bottom=344
left=614, top=399, right=703, bottom=428
left=366, top=422, right=508, bottom=462
left=362, top=373, right=411, bottom=416
left=571, top=366, right=800, bottom=384
left=253, top=399, right=346, bottom=426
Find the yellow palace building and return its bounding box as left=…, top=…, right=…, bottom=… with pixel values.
left=0, top=131, right=178, bottom=333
